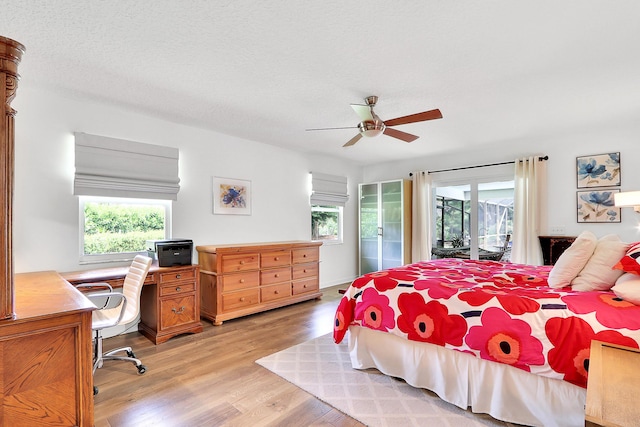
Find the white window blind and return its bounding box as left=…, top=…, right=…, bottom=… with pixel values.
left=310, top=172, right=349, bottom=206
left=74, top=132, right=180, bottom=200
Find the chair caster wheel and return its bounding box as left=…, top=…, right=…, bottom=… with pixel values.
left=137, top=364, right=147, bottom=374
left=93, top=386, right=99, bottom=395
left=126, top=350, right=136, bottom=358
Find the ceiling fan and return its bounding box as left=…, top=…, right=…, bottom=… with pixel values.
left=306, top=96, right=442, bottom=147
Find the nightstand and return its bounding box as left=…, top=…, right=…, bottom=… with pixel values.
left=538, top=235, right=576, bottom=265
left=585, top=340, right=640, bottom=426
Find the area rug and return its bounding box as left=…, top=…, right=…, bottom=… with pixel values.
left=256, top=333, right=514, bottom=427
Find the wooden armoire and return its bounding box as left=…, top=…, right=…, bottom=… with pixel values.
left=0, top=36, right=95, bottom=426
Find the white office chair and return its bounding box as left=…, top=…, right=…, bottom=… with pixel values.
left=77, top=255, right=152, bottom=395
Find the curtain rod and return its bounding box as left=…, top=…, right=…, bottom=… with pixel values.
left=409, top=155, right=548, bottom=176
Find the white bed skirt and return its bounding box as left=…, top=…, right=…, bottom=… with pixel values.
left=348, top=326, right=586, bottom=427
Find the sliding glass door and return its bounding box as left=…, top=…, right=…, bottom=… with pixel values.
left=433, top=180, right=514, bottom=261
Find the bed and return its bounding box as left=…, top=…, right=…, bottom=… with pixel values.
left=333, top=248, right=640, bottom=427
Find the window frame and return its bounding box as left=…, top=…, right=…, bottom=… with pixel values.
left=311, top=204, right=344, bottom=245
left=78, top=196, right=172, bottom=265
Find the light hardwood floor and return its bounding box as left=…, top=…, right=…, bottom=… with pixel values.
left=93, top=284, right=363, bottom=427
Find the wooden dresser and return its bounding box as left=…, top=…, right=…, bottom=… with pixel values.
left=63, top=264, right=203, bottom=344
left=197, top=241, right=322, bottom=325
left=0, top=272, right=95, bottom=426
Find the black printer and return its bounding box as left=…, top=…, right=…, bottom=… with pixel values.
left=145, top=239, right=193, bottom=267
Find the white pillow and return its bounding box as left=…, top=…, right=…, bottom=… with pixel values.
left=612, top=272, right=640, bottom=305
left=548, top=230, right=597, bottom=288
left=571, top=234, right=628, bottom=291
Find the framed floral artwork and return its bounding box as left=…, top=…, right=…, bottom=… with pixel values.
left=576, top=152, right=620, bottom=188
left=577, top=189, right=620, bottom=223
left=212, top=177, right=251, bottom=215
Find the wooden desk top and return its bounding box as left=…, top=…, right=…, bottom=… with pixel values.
left=61, top=266, right=132, bottom=284
left=9, top=271, right=95, bottom=322
left=61, top=263, right=198, bottom=285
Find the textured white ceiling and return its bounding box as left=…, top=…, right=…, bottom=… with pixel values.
left=3, top=1, right=640, bottom=165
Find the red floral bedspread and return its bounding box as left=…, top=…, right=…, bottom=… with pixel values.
left=334, top=258, right=640, bottom=388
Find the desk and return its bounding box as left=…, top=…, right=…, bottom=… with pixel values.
left=0, top=271, right=95, bottom=426
left=63, top=263, right=203, bottom=344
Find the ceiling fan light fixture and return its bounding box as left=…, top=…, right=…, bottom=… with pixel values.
left=308, top=96, right=442, bottom=146
left=358, top=120, right=386, bottom=137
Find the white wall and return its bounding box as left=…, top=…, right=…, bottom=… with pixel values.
left=363, top=118, right=640, bottom=242
left=14, top=84, right=638, bottom=289
left=12, top=86, right=360, bottom=288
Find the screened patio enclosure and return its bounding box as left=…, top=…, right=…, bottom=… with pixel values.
left=433, top=182, right=514, bottom=261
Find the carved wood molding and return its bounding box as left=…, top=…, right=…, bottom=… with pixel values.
left=0, top=36, right=25, bottom=320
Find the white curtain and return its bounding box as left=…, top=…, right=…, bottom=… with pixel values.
left=512, top=156, right=547, bottom=265
left=411, top=171, right=432, bottom=262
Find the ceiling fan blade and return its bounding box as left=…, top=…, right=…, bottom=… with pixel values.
left=343, top=133, right=363, bottom=147
left=306, top=126, right=358, bottom=131
left=351, top=104, right=374, bottom=122
left=384, top=109, right=443, bottom=127
left=383, top=127, right=419, bottom=143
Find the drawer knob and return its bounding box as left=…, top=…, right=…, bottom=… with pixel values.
left=274, top=257, right=279, bottom=261
left=240, top=260, right=245, bottom=265
left=275, top=273, right=279, bottom=278
left=240, top=279, right=245, bottom=283
left=303, top=284, right=307, bottom=288
left=303, top=269, right=307, bottom=273
left=172, top=306, right=185, bottom=314
left=176, top=286, right=182, bottom=292
left=274, top=290, right=279, bottom=294
left=240, top=297, right=246, bottom=302
left=303, top=254, right=307, bottom=258
left=176, top=274, right=182, bottom=279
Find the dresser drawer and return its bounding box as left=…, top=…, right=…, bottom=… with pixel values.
left=261, top=282, right=291, bottom=302
left=159, top=294, right=197, bottom=329
left=261, top=250, right=291, bottom=268
left=220, top=271, right=260, bottom=292
left=292, top=278, right=318, bottom=295
left=159, top=281, right=196, bottom=297
left=158, top=268, right=196, bottom=284
left=221, top=254, right=260, bottom=272
left=260, top=267, right=291, bottom=286
left=292, top=247, right=319, bottom=264
left=223, top=289, right=259, bottom=312
left=292, top=263, right=318, bottom=280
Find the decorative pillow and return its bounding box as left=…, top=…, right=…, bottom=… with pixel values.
left=613, top=241, right=640, bottom=275
left=571, top=234, right=628, bottom=291
left=612, top=272, right=640, bottom=305
left=547, top=230, right=597, bottom=288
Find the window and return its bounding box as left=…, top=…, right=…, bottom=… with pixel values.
left=79, top=196, right=171, bottom=264
left=311, top=205, right=343, bottom=244
left=309, top=172, right=348, bottom=245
